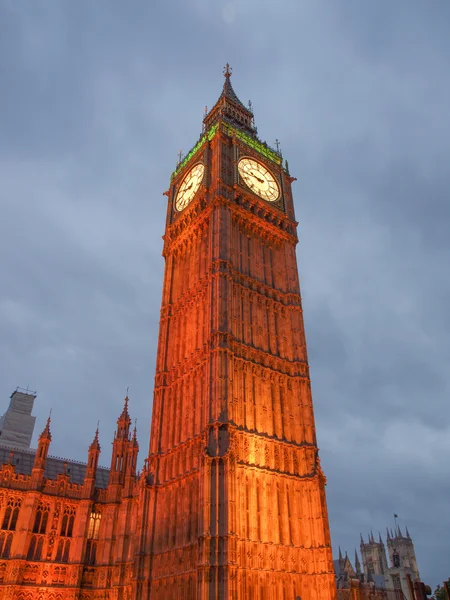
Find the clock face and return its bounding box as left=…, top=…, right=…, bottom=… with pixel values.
left=238, top=158, right=280, bottom=202
left=175, top=163, right=205, bottom=211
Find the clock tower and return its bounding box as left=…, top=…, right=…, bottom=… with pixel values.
left=136, top=65, right=336, bottom=600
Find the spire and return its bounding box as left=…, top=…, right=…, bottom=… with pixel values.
left=220, top=63, right=249, bottom=111
left=40, top=412, right=52, bottom=441
left=355, top=549, right=361, bottom=574
left=120, top=395, right=130, bottom=420
left=339, top=546, right=343, bottom=561
left=386, top=527, right=391, bottom=541
left=203, top=64, right=256, bottom=135
left=405, top=526, right=411, bottom=539
left=397, top=525, right=402, bottom=538
left=116, top=395, right=131, bottom=440
left=379, top=532, right=383, bottom=545
left=89, top=423, right=101, bottom=452
left=132, top=421, right=139, bottom=448
left=33, top=411, right=52, bottom=479
left=84, top=423, right=101, bottom=496
left=370, top=530, right=374, bottom=543
left=360, top=533, right=364, bottom=545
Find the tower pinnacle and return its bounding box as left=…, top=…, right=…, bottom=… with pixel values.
left=40, top=412, right=52, bottom=441
left=203, top=65, right=255, bottom=135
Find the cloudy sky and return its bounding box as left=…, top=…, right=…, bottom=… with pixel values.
left=1, top=0, right=449, bottom=589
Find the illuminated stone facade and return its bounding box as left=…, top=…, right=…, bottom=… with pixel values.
left=141, top=68, right=336, bottom=599
left=0, top=399, right=138, bottom=599
left=0, top=68, right=336, bottom=599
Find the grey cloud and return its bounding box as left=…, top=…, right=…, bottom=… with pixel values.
left=0, top=0, right=449, bottom=589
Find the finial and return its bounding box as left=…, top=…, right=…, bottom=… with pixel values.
left=223, top=63, right=232, bottom=78
left=248, top=100, right=253, bottom=112
left=339, top=546, right=343, bottom=560
left=360, top=533, right=364, bottom=544
left=89, top=422, right=101, bottom=451
left=379, top=532, right=383, bottom=544
left=275, top=139, right=281, bottom=153
left=40, top=410, right=52, bottom=439
left=387, top=527, right=391, bottom=540
left=285, top=159, right=290, bottom=175
left=405, top=526, right=411, bottom=539
left=177, top=149, right=183, bottom=165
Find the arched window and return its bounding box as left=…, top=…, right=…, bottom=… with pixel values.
left=1, top=509, right=11, bottom=531
left=87, top=512, right=101, bottom=540
left=1, top=498, right=21, bottom=531
left=62, top=539, right=70, bottom=563
left=56, top=539, right=70, bottom=563
left=85, top=540, right=97, bottom=565
left=60, top=506, right=76, bottom=537
left=35, top=536, right=44, bottom=560
left=33, top=503, right=50, bottom=534
left=0, top=533, right=13, bottom=558
left=55, top=539, right=63, bottom=562
left=9, top=507, right=19, bottom=531
left=27, top=535, right=44, bottom=561
left=27, top=536, right=36, bottom=560
left=60, top=515, right=67, bottom=536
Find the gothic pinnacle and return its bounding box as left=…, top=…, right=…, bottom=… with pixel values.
left=40, top=411, right=52, bottom=441
left=118, top=394, right=131, bottom=424
left=89, top=423, right=101, bottom=451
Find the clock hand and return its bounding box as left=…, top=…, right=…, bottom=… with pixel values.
left=250, top=171, right=264, bottom=184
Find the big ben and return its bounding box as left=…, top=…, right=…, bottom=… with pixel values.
left=136, top=65, right=337, bottom=600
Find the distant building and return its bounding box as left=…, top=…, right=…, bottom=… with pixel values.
left=361, top=528, right=420, bottom=599
left=0, top=389, right=36, bottom=448
left=335, top=529, right=421, bottom=600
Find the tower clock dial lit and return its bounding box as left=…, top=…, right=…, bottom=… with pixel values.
left=175, top=163, right=205, bottom=211
left=238, top=158, right=280, bottom=202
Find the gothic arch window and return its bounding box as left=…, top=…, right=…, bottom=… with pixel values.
left=60, top=506, right=76, bottom=537
left=55, top=538, right=70, bottom=563
left=0, top=532, right=13, bottom=558
left=33, top=503, right=50, bottom=534
left=85, top=539, right=97, bottom=565
left=1, top=497, right=21, bottom=531
left=27, top=535, right=44, bottom=561
left=87, top=511, right=101, bottom=540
